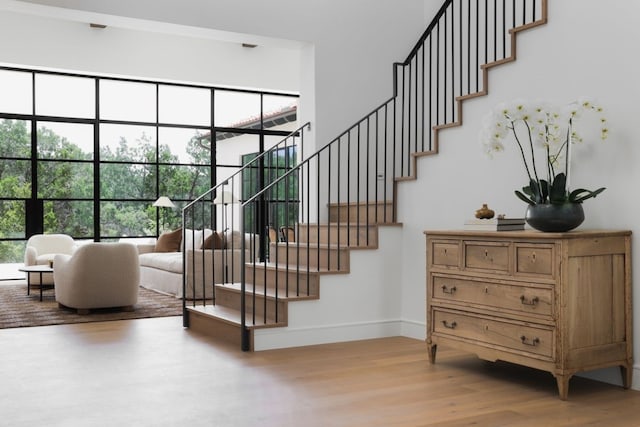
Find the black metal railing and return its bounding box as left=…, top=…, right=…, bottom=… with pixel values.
left=180, top=123, right=310, bottom=324
left=182, top=0, right=547, bottom=350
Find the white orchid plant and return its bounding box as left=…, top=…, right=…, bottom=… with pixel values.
left=480, top=98, right=608, bottom=205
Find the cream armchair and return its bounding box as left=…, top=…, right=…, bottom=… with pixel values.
left=53, top=242, right=140, bottom=314
left=24, top=234, right=75, bottom=285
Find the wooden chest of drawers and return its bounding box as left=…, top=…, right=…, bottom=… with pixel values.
left=425, top=229, right=632, bottom=400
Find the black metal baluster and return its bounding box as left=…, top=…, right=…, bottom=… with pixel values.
left=366, top=116, right=371, bottom=246
left=356, top=124, right=361, bottom=246
left=347, top=130, right=351, bottom=247
left=383, top=104, right=388, bottom=223
left=444, top=8, right=448, bottom=123
left=421, top=43, right=426, bottom=152
left=459, top=0, right=463, bottom=101
left=476, top=0, right=480, bottom=92
left=436, top=19, right=440, bottom=125
left=429, top=34, right=433, bottom=150
left=502, top=0, right=506, bottom=60
left=451, top=1, right=455, bottom=121
left=374, top=111, right=379, bottom=225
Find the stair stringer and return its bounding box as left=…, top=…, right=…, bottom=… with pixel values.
left=252, top=224, right=404, bottom=351
left=393, top=1, right=548, bottom=186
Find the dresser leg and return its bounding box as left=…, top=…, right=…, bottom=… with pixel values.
left=555, top=374, right=570, bottom=400
left=427, top=343, right=437, bottom=363
left=620, top=364, right=632, bottom=389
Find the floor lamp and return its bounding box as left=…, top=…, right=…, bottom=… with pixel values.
left=153, top=196, right=175, bottom=233
left=213, top=190, right=239, bottom=283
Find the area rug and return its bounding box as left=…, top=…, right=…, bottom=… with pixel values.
left=0, top=283, right=182, bottom=329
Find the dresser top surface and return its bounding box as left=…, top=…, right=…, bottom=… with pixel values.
left=424, top=229, right=632, bottom=239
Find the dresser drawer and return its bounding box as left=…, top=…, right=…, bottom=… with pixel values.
left=516, top=243, right=554, bottom=278
left=431, top=240, right=460, bottom=267
left=432, top=275, right=553, bottom=317
left=432, top=309, right=553, bottom=358
left=464, top=241, right=510, bottom=273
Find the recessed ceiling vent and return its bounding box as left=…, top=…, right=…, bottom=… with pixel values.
left=89, top=23, right=107, bottom=29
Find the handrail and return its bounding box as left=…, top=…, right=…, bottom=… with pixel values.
left=183, top=0, right=548, bottom=351
left=183, top=122, right=311, bottom=212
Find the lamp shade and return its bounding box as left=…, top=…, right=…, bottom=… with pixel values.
left=153, top=196, right=175, bottom=208
left=213, top=191, right=239, bottom=205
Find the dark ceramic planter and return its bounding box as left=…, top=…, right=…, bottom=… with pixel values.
left=525, top=203, right=585, bottom=232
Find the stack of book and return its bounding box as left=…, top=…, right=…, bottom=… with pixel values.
left=464, top=217, right=525, bottom=231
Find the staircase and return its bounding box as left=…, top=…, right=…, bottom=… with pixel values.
left=182, top=0, right=548, bottom=351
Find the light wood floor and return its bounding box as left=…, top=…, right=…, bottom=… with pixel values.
left=1, top=317, right=639, bottom=426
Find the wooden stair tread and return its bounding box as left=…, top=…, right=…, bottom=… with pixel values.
left=187, top=305, right=286, bottom=330
left=217, top=282, right=318, bottom=301
left=252, top=262, right=348, bottom=274
left=272, top=242, right=346, bottom=250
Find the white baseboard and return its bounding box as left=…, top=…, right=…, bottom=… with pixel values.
left=253, top=319, right=416, bottom=351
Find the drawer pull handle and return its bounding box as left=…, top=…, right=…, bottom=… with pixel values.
left=520, top=296, right=539, bottom=306
left=442, top=320, right=457, bottom=329
left=441, top=285, right=457, bottom=295
left=520, top=336, right=540, bottom=347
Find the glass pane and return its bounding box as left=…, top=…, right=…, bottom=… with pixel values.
left=242, top=145, right=298, bottom=232
left=100, top=201, right=155, bottom=237
left=100, top=124, right=156, bottom=163
left=0, top=241, right=27, bottom=264
left=0, top=160, right=30, bottom=197
left=159, top=85, right=210, bottom=126
left=0, top=70, right=32, bottom=114
left=159, top=127, right=210, bottom=164
left=37, top=161, right=93, bottom=199
left=44, top=200, right=94, bottom=238
left=35, top=74, right=95, bottom=118
left=0, top=200, right=25, bottom=239
left=37, top=122, right=93, bottom=160
left=0, top=119, right=31, bottom=158
left=159, top=200, right=186, bottom=232
left=99, top=80, right=156, bottom=122
left=263, top=95, right=298, bottom=132
left=214, top=90, right=260, bottom=128
left=159, top=164, right=211, bottom=200
left=100, top=163, right=156, bottom=199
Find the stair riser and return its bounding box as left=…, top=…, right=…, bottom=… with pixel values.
left=328, top=202, right=394, bottom=224
left=186, top=309, right=250, bottom=349
left=246, top=265, right=319, bottom=296
left=297, top=224, right=378, bottom=247
left=215, top=286, right=286, bottom=324
left=270, top=243, right=349, bottom=272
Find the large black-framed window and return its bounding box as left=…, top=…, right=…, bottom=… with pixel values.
left=241, top=144, right=298, bottom=235
left=0, top=66, right=298, bottom=266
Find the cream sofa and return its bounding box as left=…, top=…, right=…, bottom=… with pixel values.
left=135, top=230, right=256, bottom=299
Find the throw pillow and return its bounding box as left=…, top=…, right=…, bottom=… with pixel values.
left=202, top=231, right=225, bottom=249
left=155, top=228, right=182, bottom=252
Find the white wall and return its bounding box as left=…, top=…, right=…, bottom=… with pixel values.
left=398, top=0, right=640, bottom=389
left=0, top=5, right=300, bottom=92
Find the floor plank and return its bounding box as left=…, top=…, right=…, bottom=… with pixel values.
left=0, top=317, right=638, bottom=426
